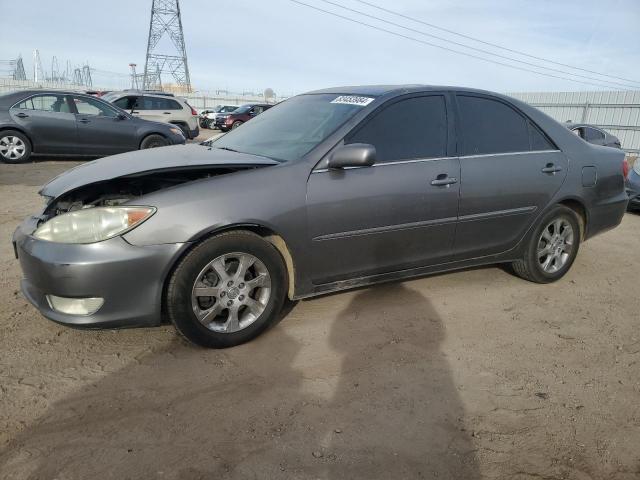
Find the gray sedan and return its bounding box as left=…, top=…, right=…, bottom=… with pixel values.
left=13, top=85, right=628, bottom=348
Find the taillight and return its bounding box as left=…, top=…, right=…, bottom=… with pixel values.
left=623, top=158, right=630, bottom=178
left=185, top=101, right=197, bottom=116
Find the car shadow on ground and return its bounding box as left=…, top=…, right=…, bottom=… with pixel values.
left=0, top=284, right=480, bottom=479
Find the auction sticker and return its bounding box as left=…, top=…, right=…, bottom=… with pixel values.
left=331, top=95, right=375, bottom=107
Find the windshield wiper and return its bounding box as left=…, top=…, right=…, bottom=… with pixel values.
left=217, top=146, right=239, bottom=153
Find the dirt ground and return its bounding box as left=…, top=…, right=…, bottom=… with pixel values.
left=1, top=153, right=639, bottom=480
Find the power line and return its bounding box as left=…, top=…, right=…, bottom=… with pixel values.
left=288, top=0, right=629, bottom=90
left=353, top=0, right=640, bottom=87
left=317, top=0, right=640, bottom=90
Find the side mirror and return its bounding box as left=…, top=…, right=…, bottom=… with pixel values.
left=328, top=143, right=376, bottom=169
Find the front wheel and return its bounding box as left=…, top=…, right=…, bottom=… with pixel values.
left=166, top=231, right=287, bottom=348
left=231, top=121, right=243, bottom=130
left=511, top=205, right=581, bottom=283
left=140, top=134, right=168, bottom=149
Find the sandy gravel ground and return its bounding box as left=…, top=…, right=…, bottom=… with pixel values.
left=1, top=157, right=639, bottom=480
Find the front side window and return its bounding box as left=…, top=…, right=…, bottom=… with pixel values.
left=347, top=95, right=447, bottom=162
left=212, top=94, right=368, bottom=162
left=113, top=96, right=140, bottom=110
left=72, top=96, right=118, bottom=117
left=15, top=95, right=69, bottom=113
left=457, top=95, right=530, bottom=155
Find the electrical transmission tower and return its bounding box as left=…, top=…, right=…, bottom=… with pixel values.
left=33, top=49, right=44, bottom=82
left=143, top=0, right=191, bottom=92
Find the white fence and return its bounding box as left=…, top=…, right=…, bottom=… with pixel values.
left=510, top=90, right=640, bottom=155
left=0, top=78, right=289, bottom=111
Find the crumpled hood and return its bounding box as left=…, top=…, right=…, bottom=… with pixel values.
left=40, top=144, right=279, bottom=198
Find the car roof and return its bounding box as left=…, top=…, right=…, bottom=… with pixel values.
left=0, top=89, right=95, bottom=108
left=303, top=84, right=501, bottom=97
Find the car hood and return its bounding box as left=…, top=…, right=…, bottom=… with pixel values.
left=40, top=144, right=279, bottom=198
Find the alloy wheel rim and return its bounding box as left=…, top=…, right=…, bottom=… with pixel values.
left=537, top=218, right=574, bottom=274
left=191, top=252, right=271, bottom=333
left=0, top=136, right=26, bottom=160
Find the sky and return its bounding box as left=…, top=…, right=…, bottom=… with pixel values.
left=0, top=0, right=639, bottom=96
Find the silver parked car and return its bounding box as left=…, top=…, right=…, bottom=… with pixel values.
left=13, top=85, right=628, bottom=348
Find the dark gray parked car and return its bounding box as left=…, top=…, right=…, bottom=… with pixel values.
left=566, top=122, right=622, bottom=149
left=13, top=85, right=628, bottom=348
left=0, top=90, right=185, bottom=163
left=627, top=159, right=640, bottom=210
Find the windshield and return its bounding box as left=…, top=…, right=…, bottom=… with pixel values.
left=221, top=105, right=237, bottom=112
left=233, top=105, right=251, bottom=114
left=212, top=94, right=370, bottom=162
left=101, top=92, right=121, bottom=102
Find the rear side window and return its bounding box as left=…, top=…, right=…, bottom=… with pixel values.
left=347, top=95, right=447, bottom=162
left=529, top=122, right=555, bottom=151
left=142, top=97, right=183, bottom=110
left=584, top=127, right=605, bottom=142
left=457, top=95, right=530, bottom=155
left=14, top=95, right=68, bottom=113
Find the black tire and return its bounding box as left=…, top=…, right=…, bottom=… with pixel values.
left=511, top=205, right=581, bottom=283
left=174, top=123, right=190, bottom=139
left=0, top=130, right=32, bottom=164
left=166, top=231, right=288, bottom=348
left=231, top=120, right=243, bottom=130
left=140, top=134, right=168, bottom=149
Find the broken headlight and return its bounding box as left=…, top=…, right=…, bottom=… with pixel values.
left=33, top=206, right=156, bottom=244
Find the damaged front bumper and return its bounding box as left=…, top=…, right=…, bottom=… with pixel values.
left=13, top=216, right=186, bottom=329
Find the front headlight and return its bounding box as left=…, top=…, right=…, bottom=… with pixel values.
left=33, top=206, right=156, bottom=244
left=169, top=127, right=184, bottom=137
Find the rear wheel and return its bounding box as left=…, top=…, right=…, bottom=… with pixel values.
left=0, top=130, right=31, bottom=163
left=140, top=134, right=168, bottom=149
left=511, top=205, right=581, bottom=283
left=166, top=231, right=287, bottom=348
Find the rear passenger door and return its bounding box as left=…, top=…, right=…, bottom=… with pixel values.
left=9, top=94, right=77, bottom=154
left=453, top=93, right=568, bottom=259
left=136, top=96, right=183, bottom=124
left=307, top=94, right=460, bottom=284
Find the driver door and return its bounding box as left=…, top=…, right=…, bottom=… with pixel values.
left=306, top=94, right=460, bottom=285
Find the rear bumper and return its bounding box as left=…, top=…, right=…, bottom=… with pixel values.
left=189, top=126, right=200, bottom=139
left=13, top=218, right=185, bottom=328
left=585, top=191, right=629, bottom=239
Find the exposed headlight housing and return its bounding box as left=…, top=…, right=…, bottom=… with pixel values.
left=169, top=127, right=184, bottom=137
left=33, top=206, right=156, bottom=244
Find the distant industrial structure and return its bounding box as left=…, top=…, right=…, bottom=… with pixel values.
left=511, top=91, right=640, bottom=155
left=143, top=0, right=191, bottom=92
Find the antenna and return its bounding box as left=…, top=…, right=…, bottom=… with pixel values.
left=142, top=0, right=191, bottom=92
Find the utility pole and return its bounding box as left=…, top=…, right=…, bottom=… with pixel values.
left=142, top=0, right=191, bottom=92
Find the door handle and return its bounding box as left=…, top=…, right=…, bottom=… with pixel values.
left=541, top=163, right=563, bottom=174
left=163, top=112, right=171, bottom=115
left=15, top=112, right=29, bottom=118
left=431, top=175, right=458, bottom=186
left=131, top=111, right=139, bottom=114
left=78, top=118, right=90, bottom=124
